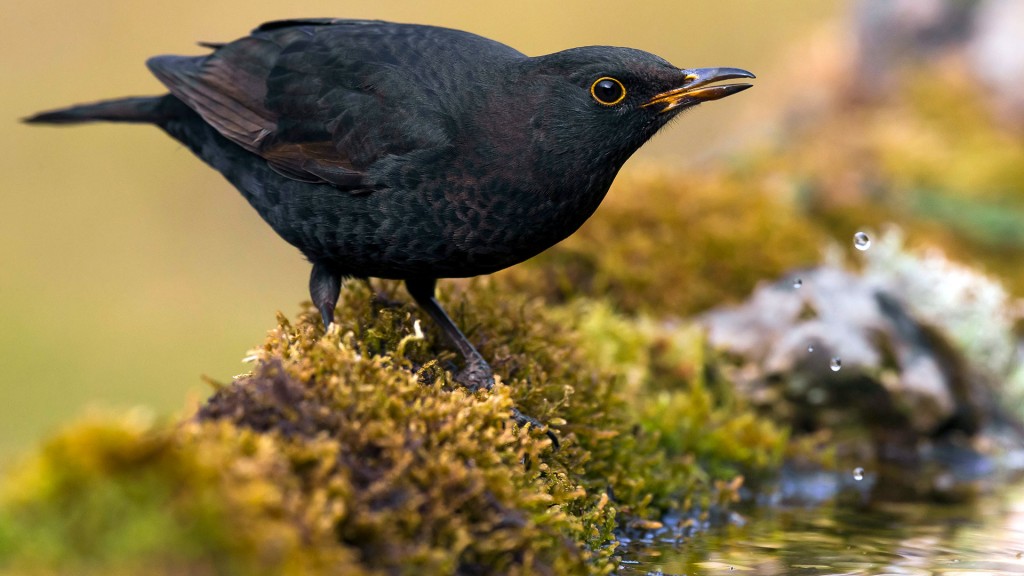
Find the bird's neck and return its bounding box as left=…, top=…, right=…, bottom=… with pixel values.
left=540, top=152, right=625, bottom=234
left=491, top=146, right=627, bottom=252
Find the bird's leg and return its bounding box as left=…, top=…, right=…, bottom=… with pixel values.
left=310, top=262, right=343, bottom=328
left=404, top=278, right=555, bottom=446
left=405, top=277, right=493, bottom=391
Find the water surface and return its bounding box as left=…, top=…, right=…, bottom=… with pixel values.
left=619, top=481, right=1024, bottom=575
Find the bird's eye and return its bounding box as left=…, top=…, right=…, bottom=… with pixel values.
left=590, top=77, right=626, bottom=106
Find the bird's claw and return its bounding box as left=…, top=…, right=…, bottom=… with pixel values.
left=454, top=362, right=495, bottom=393
left=511, top=406, right=560, bottom=451
left=453, top=363, right=559, bottom=450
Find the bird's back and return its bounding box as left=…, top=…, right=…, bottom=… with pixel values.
left=148, top=19, right=526, bottom=189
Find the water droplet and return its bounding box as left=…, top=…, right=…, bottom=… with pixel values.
left=830, top=357, right=842, bottom=372
left=853, top=467, right=865, bottom=481
left=807, top=345, right=815, bottom=353
left=854, top=231, right=871, bottom=251
left=793, top=278, right=803, bottom=289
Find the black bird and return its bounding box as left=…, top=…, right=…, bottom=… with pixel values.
left=27, top=18, right=753, bottom=393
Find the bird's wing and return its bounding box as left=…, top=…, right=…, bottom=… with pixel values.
left=147, top=19, right=523, bottom=191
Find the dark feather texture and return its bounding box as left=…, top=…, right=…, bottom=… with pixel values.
left=26, top=18, right=753, bottom=391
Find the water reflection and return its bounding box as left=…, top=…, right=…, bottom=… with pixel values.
left=619, top=481, right=1024, bottom=575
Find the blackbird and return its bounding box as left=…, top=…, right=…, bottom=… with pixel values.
left=27, top=18, right=753, bottom=394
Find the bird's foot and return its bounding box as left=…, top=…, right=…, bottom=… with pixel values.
left=451, top=362, right=559, bottom=450
left=511, top=406, right=561, bottom=450
left=454, top=361, right=495, bottom=393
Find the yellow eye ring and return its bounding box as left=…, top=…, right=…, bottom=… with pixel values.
left=590, top=77, right=626, bottom=106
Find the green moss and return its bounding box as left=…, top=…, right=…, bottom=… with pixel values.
left=0, top=280, right=787, bottom=575
left=498, top=168, right=827, bottom=316
left=567, top=302, right=787, bottom=483
left=745, top=67, right=1024, bottom=296
left=13, top=64, right=1018, bottom=571
left=0, top=414, right=364, bottom=576
left=8, top=48, right=1024, bottom=574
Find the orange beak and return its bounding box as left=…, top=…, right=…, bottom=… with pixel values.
left=643, top=67, right=755, bottom=113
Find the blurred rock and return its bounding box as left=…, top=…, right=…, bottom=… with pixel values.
left=852, top=0, right=977, bottom=97
left=850, top=0, right=1024, bottom=126
left=702, top=266, right=983, bottom=441
left=701, top=256, right=1024, bottom=500
left=967, top=0, right=1024, bottom=129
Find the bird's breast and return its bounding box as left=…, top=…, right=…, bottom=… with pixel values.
left=429, top=161, right=617, bottom=272
left=298, top=138, right=624, bottom=279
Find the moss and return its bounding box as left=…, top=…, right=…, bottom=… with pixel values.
left=9, top=60, right=1021, bottom=572
left=497, top=167, right=828, bottom=317
left=8, top=38, right=1024, bottom=574
left=0, top=413, right=365, bottom=576
left=566, top=302, right=787, bottom=482
left=0, top=280, right=786, bottom=575
left=749, top=66, right=1024, bottom=296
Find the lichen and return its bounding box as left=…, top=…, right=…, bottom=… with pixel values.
left=864, top=228, right=1022, bottom=378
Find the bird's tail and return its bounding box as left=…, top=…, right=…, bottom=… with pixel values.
left=23, top=95, right=166, bottom=125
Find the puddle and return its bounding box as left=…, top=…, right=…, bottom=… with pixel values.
left=618, top=480, right=1024, bottom=575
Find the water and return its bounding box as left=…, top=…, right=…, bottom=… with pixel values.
left=830, top=357, right=842, bottom=372
left=793, top=278, right=803, bottom=289
left=853, top=467, right=865, bottom=481
left=618, top=480, right=1024, bottom=575
left=854, top=232, right=872, bottom=251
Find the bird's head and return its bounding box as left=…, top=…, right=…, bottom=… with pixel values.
left=507, top=46, right=754, bottom=172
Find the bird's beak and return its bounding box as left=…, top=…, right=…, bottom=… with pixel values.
left=643, top=67, right=755, bottom=113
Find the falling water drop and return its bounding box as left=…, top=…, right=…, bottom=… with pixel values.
left=807, top=345, right=815, bottom=353
left=830, top=357, right=842, bottom=372
left=793, top=278, right=803, bottom=289
left=854, top=231, right=871, bottom=251
left=853, top=467, right=865, bottom=481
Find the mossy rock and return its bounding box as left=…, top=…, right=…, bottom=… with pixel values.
left=499, top=168, right=827, bottom=317
left=0, top=282, right=786, bottom=575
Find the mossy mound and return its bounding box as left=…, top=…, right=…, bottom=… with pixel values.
left=499, top=168, right=827, bottom=317
left=8, top=23, right=1024, bottom=574
left=754, top=68, right=1024, bottom=297
left=0, top=281, right=786, bottom=575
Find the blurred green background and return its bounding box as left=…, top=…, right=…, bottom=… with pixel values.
left=0, top=1, right=840, bottom=462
